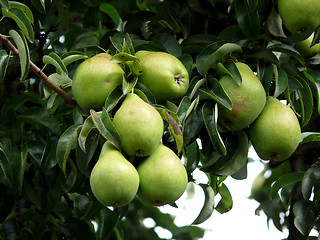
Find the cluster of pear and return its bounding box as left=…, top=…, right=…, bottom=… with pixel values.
left=71, top=51, right=190, bottom=208
left=278, top=0, right=320, bottom=58
left=90, top=93, right=188, bottom=208
left=218, top=62, right=301, bottom=162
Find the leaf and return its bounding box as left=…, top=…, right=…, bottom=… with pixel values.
left=78, top=116, right=95, bottom=153
left=273, top=67, right=288, bottom=97
left=99, top=3, right=122, bottom=30
left=293, top=200, right=316, bottom=236
left=192, top=184, right=215, bottom=225
left=56, top=124, right=82, bottom=174
left=244, top=47, right=279, bottom=64
left=234, top=0, right=260, bottom=39
left=90, top=109, right=121, bottom=150
left=183, top=141, right=200, bottom=173
left=197, top=43, right=242, bottom=76
left=299, top=132, right=320, bottom=145
left=17, top=107, right=60, bottom=135
left=96, top=208, right=119, bottom=239
left=122, top=75, right=138, bottom=95
left=268, top=43, right=305, bottom=65
left=201, top=131, right=249, bottom=176
left=0, top=49, right=10, bottom=84
left=43, top=52, right=68, bottom=74
left=301, top=165, right=320, bottom=200
left=110, top=52, right=139, bottom=63
left=104, top=86, right=124, bottom=112
left=215, top=183, right=233, bottom=214
left=202, top=102, right=226, bottom=156
left=9, top=29, right=30, bottom=81
left=4, top=8, right=34, bottom=42
left=0, top=141, right=14, bottom=189
left=61, top=51, right=87, bottom=66
left=9, top=1, right=34, bottom=23
left=0, top=0, right=9, bottom=11
left=270, top=172, right=304, bottom=199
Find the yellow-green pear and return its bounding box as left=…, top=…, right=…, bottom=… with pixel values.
left=137, top=144, right=188, bottom=206
left=89, top=142, right=140, bottom=208
left=248, top=97, right=301, bottom=162
left=136, top=51, right=189, bottom=102
left=278, top=0, right=320, bottom=34
left=72, top=53, right=124, bottom=112
left=218, top=62, right=266, bottom=131
left=294, top=33, right=320, bottom=58
left=113, top=93, right=164, bottom=157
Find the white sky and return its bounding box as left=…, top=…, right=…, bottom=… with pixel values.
left=155, top=147, right=289, bottom=240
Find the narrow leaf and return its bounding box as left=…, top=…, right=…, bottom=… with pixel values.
left=56, top=124, right=82, bottom=174
left=9, top=29, right=30, bottom=80
left=110, top=52, right=139, bottom=63
left=78, top=116, right=95, bottom=153
left=270, top=172, right=304, bottom=199
left=0, top=0, right=9, bottom=11
left=43, top=52, right=68, bottom=74
left=0, top=50, right=10, bottom=83
left=273, top=67, right=288, bottom=97
left=192, top=184, right=215, bottom=225
left=99, top=3, right=122, bottom=30
left=61, top=51, right=87, bottom=66
left=299, top=132, right=320, bottom=145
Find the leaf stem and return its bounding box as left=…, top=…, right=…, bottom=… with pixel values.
left=0, top=35, right=77, bottom=108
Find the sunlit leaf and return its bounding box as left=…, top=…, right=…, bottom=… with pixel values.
left=0, top=50, right=9, bottom=84
left=61, top=51, right=87, bottom=66
left=299, top=132, right=320, bottom=145
left=43, top=52, right=68, bottom=74
left=110, top=52, right=139, bottom=63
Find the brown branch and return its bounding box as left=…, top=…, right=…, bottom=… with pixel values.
left=0, top=35, right=77, bottom=109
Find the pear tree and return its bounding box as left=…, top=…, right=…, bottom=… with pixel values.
left=1, top=1, right=320, bottom=240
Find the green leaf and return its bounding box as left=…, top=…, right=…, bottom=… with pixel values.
left=299, top=132, right=320, bottom=145
left=270, top=172, right=304, bottom=199
left=56, top=124, right=82, bottom=174
left=17, top=107, right=60, bottom=135
left=202, top=102, right=226, bottom=156
left=301, top=165, right=320, bottom=200
left=293, top=200, right=316, bottom=236
left=122, top=75, right=138, bottom=95
left=96, top=208, right=119, bottom=239
left=110, top=52, right=139, bottom=63
left=104, top=86, right=124, bottom=112
left=99, top=3, right=122, bottom=30
left=197, top=43, right=242, bottom=76
left=90, top=109, right=121, bottom=151
left=215, top=183, right=233, bottom=214
left=273, top=67, right=288, bottom=98
left=78, top=116, right=95, bottom=153
left=61, top=51, right=88, bottom=66
left=183, top=141, right=200, bottom=173
left=4, top=8, right=34, bottom=42
left=9, top=1, right=34, bottom=23
left=0, top=49, right=10, bottom=84
left=244, top=47, right=279, bottom=65
left=234, top=0, right=260, bottom=39
left=201, top=131, right=249, bottom=176
left=43, top=52, right=68, bottom=74
left=268, top=43, right=305, bottom=65
left=192, top=184, right=215, bottom=225
left=0, top=140, right=14, bottom=189
left=218, top=59, right=242, bottom=85
left=9, top=29, right=30, bottom=81
left=0, top=0, right=9, bottom=11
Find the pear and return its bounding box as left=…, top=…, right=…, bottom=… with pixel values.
left=89, top=142, right=140, bottom=207
left=278, top=0, right=320, bottom=34
left=136, top=51, right=189, bottom=102
left=137, top=144, right=188, bottom=206
left=248, top=97, right=301, bottom=162
left=72, top=53, right=124, bottom=113
left=218, top=62, right=266, bottom=131
left=113, top=93, right=164, bottom=157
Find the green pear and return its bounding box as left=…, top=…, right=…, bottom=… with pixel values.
left=248, top=97, right=301, bottom=162
left=278, top=0, right=320, bottom=34
left=294, top=33, right=320, bottom=58
left=137, top=144, right=188, bottom=206
left=218, top=62, right=266, bottom=131
left=113, top=93, right=164, bottom=157
left=136, top=51, right=189, bottom=102
left=89, top=142, right=139, bottom=208
left=72, top=53, right=124, bottom=113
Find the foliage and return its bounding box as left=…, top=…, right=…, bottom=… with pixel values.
left=0, top=0, right=320, bottom=239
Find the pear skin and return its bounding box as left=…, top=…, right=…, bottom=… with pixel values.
left=248, top=97, right=301, bottom=162
left=113, top=93, right=164, bottom=157
left=137, top=144, right=188, bottom=206
left=218, top=62, right=266, bottom=131
left=90, top=142, right=140, bottom=208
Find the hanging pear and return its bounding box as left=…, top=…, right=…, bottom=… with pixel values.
left=90, top=142, right=140, bottom=208
left=113, top=93, right=164, bottom=157
left=137, top=144, right=188, bottom=206
left=248, top=97, right=301, bottom=162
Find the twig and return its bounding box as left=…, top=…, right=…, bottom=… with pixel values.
left=0, top=35, right=77, bottom=109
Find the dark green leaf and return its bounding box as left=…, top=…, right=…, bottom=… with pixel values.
left=202, top=102, right=226, bottom=156
left=244, top=47, right=279, bottom=65
left=183, top=141, right=200, bottom=173
left=122, top=75, right=138, bottom=95
left=215, top=183, right=233, bottom=214
left=78, top=116, right=95, bottom=153
left=60, top=219, right=96, bottom=240
left=299, top=132, right=320, bottom=145
left=43, top=52, right=68, bottom=74
left=61, top=51, right=88, bottom=66
left=96, top=208, right=119, bottom=239
left=9, top=1, right=34, bottom=23
left=234, top=0, right=260, bottom=39
left=0, top=49, right=9, bottom=84
left=0, top=140, right=14, bottom=189
left=192, top=184, right=215, bottom=225
left=293, top=200, right=316, bottom=236
left=56, top=124, right=82, bottom=174
left=273, top=67, right=288, bottom=97
left=9, top=29, right=30, bottom=80
left=301, top=165, right=320, bottom=200
left=104, top=86, right=124, bottom=112
left=270, top=172, right=304, bottom=199
left=268, top=44, right=305, bottom=65
left=99, top=3, right=122, bottom=30
left=0, top=0, right=9, bottom=11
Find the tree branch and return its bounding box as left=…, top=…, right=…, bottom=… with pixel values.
left=0, top=35, right=77, bottom=109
